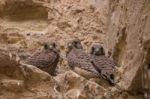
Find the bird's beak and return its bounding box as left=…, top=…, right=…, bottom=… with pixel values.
left=49, top=45, right=53, bottom=49
left=95, top=48, right=100, bottom=52
left=68, top=43, right=72, bottom=47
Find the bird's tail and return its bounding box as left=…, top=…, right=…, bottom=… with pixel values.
left=91, top=61, right=114, bottom=85
left=107, top=78, right=115, bottom=86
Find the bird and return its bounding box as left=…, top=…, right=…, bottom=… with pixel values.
left=90, top=43, right=116, bottom=85
left=143, top=64, right=150, bottom=99
left=66, top=39, right=103, bottom=79
left=25, top=41, right=60, bottom=76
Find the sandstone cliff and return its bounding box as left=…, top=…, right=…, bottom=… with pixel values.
left=0, top=0, right=149, bottom=99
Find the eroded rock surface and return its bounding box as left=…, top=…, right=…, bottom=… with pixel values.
left=106, top=0, right=150, bottom=91
left=0, top=0, right=149, bottom=99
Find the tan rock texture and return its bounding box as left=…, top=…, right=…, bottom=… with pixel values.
left=106, top=0, right=150, bottom=92
left=0, top=0, right=149, bottom=99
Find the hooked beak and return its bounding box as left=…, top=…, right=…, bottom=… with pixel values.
left=68, top=43, right=72, bottom=47
left=49, top=45, right=53, bottom=49
left=95, top=48, right=100, bottom=52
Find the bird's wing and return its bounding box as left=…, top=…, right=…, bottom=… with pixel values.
left=25, top=51, right=58, bottom=68
left=91, top=55, right=115, bottom=85
left=92, top=55, right=116, bottom=70
left=67, top=49, right=99, bottom=75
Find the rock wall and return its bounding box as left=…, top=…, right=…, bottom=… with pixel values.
left=0, top=0, right=109, bottom=47
left=0, top=0, right=110, bottom=99
left=106, top=0, right=150, bottom=92
left=0, top=0, right=149, bottom=99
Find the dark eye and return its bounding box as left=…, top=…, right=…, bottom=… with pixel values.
left=92, top=47, right=95, bottom=51
left=100, top=47, right=103, bottom=51
left=53, top=43, right=56, bottom=47
left=44, top=44, right=49, bottom=49
left=74, top=41, right=78, bottom=45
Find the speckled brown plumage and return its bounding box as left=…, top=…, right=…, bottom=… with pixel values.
left=66, top=39, right=101, bottom=79
left=90, top=44, right=116, bottom=85
left=25, top=42, right=59, bottom=76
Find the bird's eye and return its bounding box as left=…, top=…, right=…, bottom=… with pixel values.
left=44, top=44, right=49, bottom=49
left=74, top=41, right=78, bottom=45
left=100, top=47, right=103, bottom=51
left=92, top=47, right=95, bottom=51
left=52, top=43, right=56, bottom=47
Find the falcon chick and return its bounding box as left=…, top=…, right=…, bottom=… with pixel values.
left=90, top=44, right=116, bottom=85
left=25, top=41, right=60, bottom=76
left=66, top=39, right=102, bottom=79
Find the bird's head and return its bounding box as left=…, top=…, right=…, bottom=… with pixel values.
left=43, top=41, right=59, bottom=52
left=66, top=38, right=83, bottom=56
left=90, top=44, right=105, bottom=56
left=67, top=38, right=83, bottom=50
